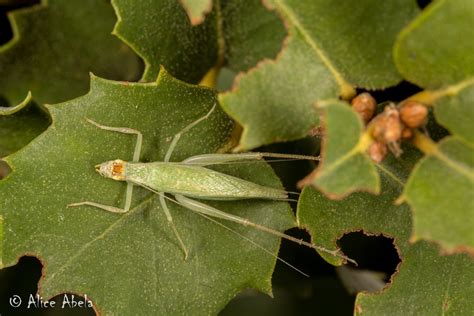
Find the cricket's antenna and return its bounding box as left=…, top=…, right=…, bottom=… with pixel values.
left=197, top=213, right=311, bottom=278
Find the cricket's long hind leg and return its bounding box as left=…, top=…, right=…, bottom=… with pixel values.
left=164, top=104, right=217, bottom=162
left=174, top=194, right=356, bottom=264
left=159, top=193, right=189, bottom=260
left=182, top=152, right=320, bottom=165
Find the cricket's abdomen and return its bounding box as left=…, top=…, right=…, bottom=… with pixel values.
left=123, top=162, right=288, bottom=200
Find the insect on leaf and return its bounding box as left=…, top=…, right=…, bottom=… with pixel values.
left=0, top=69, right=296, bottom=315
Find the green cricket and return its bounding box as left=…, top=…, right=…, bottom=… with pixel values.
left=68, top=105, right=355, bottom=266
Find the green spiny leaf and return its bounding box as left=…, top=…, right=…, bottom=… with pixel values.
left=0, top=69, right=295, bottom=314
left=112, top=0, right=285, bottom=83
left=0, top=0, right=139, bottom=104
left=355, top=241, right=474, bottom=315
left=112, top=0, right=218, bottom=82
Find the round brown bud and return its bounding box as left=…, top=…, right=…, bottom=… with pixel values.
left=383, top=106, right=402, bottom=143
left=368, top=141, right=388, bottom=163
left=351, top=92, right=376, bottom=123
left=399, top=100, right=428, bottom=128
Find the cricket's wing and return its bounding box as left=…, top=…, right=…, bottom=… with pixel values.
left=124, top=162, right=288, bottom=200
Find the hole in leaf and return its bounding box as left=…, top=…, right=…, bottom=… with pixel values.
left=417, top=0, right=432, bottom=9
left=0, top=256, right=94, bottom=315
left=337, top=232, right=401, bottom=294
left=0, top=0, right=41, bottom=45
left=357, top=80, right=423, bottom=105
left=222, top=228, right=355, bottom=315
left=0, top=160, right=12, bottom=179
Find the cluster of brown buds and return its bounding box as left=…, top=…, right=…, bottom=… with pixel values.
left=351, top=93, right=428, bottom=163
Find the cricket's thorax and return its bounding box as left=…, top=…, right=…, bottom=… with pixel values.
left=122, top=162, right=288, bottom=200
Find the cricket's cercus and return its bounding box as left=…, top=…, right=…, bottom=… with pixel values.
left=68, top=105, right=356, bottom=269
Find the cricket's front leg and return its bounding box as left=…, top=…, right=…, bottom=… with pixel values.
left=67, top=201, right=128, bottom=213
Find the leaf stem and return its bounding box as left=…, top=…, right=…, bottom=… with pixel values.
left=412, top=131, right=438, bottom=155
left=403, top=77, right=474, bottom=106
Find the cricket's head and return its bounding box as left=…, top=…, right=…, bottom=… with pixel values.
left=95, top=159, right=125, bottom=181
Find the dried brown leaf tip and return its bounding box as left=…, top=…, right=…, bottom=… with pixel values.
left=351, top=92, right=376, bottom=124
left=308, top=126, right=324, bottom=137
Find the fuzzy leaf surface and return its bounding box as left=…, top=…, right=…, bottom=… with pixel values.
left=113, top=0, right=284, bottom=82
left=355, top=241, right=474, bottom=315
left=0, top=70, right=295, bottom=314
left=433, top=81, right=474, bottom=145
left=112, top=0, right=218, bottom=82
left=394, top=0, right=474, bottom=89
left=221, top=0, right=286, bottom=73
left=403, top=137, right=474, bottom=250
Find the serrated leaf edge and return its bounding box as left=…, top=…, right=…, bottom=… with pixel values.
left=0, top=0, right=45, bottom=53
